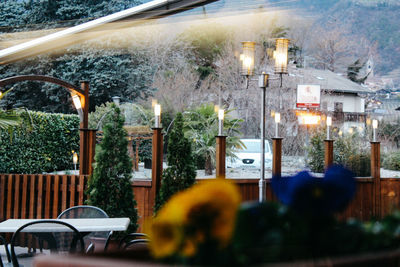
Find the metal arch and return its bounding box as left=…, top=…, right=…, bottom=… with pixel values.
left=0, top=75, right=84, bottom=96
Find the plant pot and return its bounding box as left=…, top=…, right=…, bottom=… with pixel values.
left=144, top=159, right=152, bottom=169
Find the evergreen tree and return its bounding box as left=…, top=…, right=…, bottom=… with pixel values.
left=347, top=59, right=370, bottom=84
left=86, top=104, right=138, bottom=232
left=154, top=112, right=196, bottom=212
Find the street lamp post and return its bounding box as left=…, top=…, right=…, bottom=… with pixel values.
left=258, top=73, right=268, bottom=202
left=240, top=38, right=289, bottom=202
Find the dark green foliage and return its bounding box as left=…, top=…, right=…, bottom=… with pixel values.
left=346, top=153, right=371, bottom=177
left=307, top=130, right=325, bottom=173
left=0, top=110, right=80, bottom=174
left=0, top=50, right=155, bottom=113
left=307, top=129, right=371, bottom=176
left=179, top=23, right=231, bottom=79
left=183, top=104, right=243, bottom=175
left=0, top=0, right=142, bottom=32
left=382, top=151, right=400, bottom=171
left=86, top=105, right=138, bottom=232
left=0, top=1, right=154, bottom=114
left=347, top=59, right=369, bottom=84
left=232, top=202, right=400, bottom=265
left=154, top=113, right=196, bottom=212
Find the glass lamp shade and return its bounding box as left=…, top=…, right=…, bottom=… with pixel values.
left=274, top=38, right=289, bottom=74
left=240, top=41, right=255, bottom=76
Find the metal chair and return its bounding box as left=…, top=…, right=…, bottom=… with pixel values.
left=57, top=205, right=111, bottom=252
left=0, top=235, right=11, bottom=267
left=118, top=233, right=149, bottom=250
left=10, top=220, right=84, bottom=267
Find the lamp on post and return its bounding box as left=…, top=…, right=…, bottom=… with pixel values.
left=240, top=38, right=289, bottom=203
left=372, top=119, right=378, bottom=142
left=112, top=96, right=121, bottom=106
left=274, top=38, right=290, bottom=87
left=216, top=108, right=226, bottom=179
left=218, top=108, right=224, bottom=136
left=75, top=81, right=94, bottom=176
left=258, top=72, right=269, bottom=202
left=154, top=104, right=161, bottom=128
left=72, top=94, right=83, bottom=122
left=73, top=152, right=78, bottom=172
left=240, top=41, right=256, bottom=88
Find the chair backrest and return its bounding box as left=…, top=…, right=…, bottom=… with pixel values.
left=118, top=233, right=149, bottom=250
left=58, top=206, right=111, bottom=252
left=10, top=220, right=84, bottom=267
left=57, top=206, right=109, bottom=219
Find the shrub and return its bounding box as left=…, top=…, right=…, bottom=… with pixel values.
left=346, top=153, right=371, bottom=177
left=0, top=110, right=79, bottom=174
left=154, top=112, right=196, bottom=213
left=89, top=102, right=154, bottom=163
left=86, top=104, right=138, bottom=232
left=307, top=130, right=325, bottom=173
left=307, top=130, right=371, bottom=177
left=382, top=151, right=400, bottom=171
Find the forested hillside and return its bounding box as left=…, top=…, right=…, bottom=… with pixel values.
left=0, top=0, right=153, bottom=113
left=0, top=0, right=399, bottom=116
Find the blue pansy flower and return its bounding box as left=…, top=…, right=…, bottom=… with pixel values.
left=271, top=165, right=356, bottom=214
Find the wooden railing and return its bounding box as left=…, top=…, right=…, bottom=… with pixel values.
left=2, top=174, right=400, bottom=232
left=0, top=174, right=88, bottom=221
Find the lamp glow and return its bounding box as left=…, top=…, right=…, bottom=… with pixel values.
left=372, top=119, right=378, bottom=129
left=274, top=113, right=281, bottom=123
left=327, top=116, right=332, bottom=126
left=275, top=112, right=280, bottom=138
left=72, top=95, right=83, bottom=122
left=154, top=104, right=161, bottom=128
left=240, top=41, right=255, bottom=76
left=152, top=99, right=157, bottom=108
left=72, top=95, right=82, bottom=110
left=274, top=38, right=289, bottom=74
left=218, top=109, right=224, bottom=120
left=73, top=152, right=78, bottom=171
left=327, top=116, right=332, bottom=140
left=218, top=109, right=224, bottom=136
left=372, top=119, right=378, bottom=142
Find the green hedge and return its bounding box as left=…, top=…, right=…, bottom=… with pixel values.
left=0, top=111, right=80, bottom=174
left=307, top=129, right=371, bottom=177
left=382, top=151, right=400, bottom=171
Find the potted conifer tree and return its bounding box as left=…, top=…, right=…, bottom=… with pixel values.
left=154, top=112, right=196, bottom=212
left=86, top=104, right=138, bottom=233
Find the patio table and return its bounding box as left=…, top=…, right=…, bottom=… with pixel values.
left=0, top=218, right=130, bottom=233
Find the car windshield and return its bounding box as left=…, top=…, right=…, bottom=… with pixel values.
left=240, top=140, right=270, bottom=153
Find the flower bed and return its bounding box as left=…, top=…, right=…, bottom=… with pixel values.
left=145, top=166, right=400, bottom=266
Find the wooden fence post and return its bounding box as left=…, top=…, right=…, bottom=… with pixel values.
left=324, top=140, right=334, bottom=170
left=79, top=129, right=96, bottom=175
left=371, top=141, right=381, bottom=218
left=272, top=138, right=282, bottom=176
left=150, top=128, right=163, bottom=211
left=79, top=81, right=96, bottom=176
left=216, top=136, right=226, bottom=179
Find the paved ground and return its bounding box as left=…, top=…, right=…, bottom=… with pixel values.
left=0, top=245, right=50, bottom=267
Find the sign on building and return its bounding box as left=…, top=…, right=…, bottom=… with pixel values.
left=296, top=85, right=321, bottom=108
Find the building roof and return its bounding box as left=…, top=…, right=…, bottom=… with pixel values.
left=289, top=68, right=372, bottom=94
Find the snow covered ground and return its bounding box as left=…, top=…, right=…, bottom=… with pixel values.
left=130, top=157, right=400, bottom=180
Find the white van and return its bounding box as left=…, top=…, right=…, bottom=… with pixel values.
left=226, top=139, right=272, bottom=169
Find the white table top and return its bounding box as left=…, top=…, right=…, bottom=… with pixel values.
left=0, top=218, right=130, bottom=233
